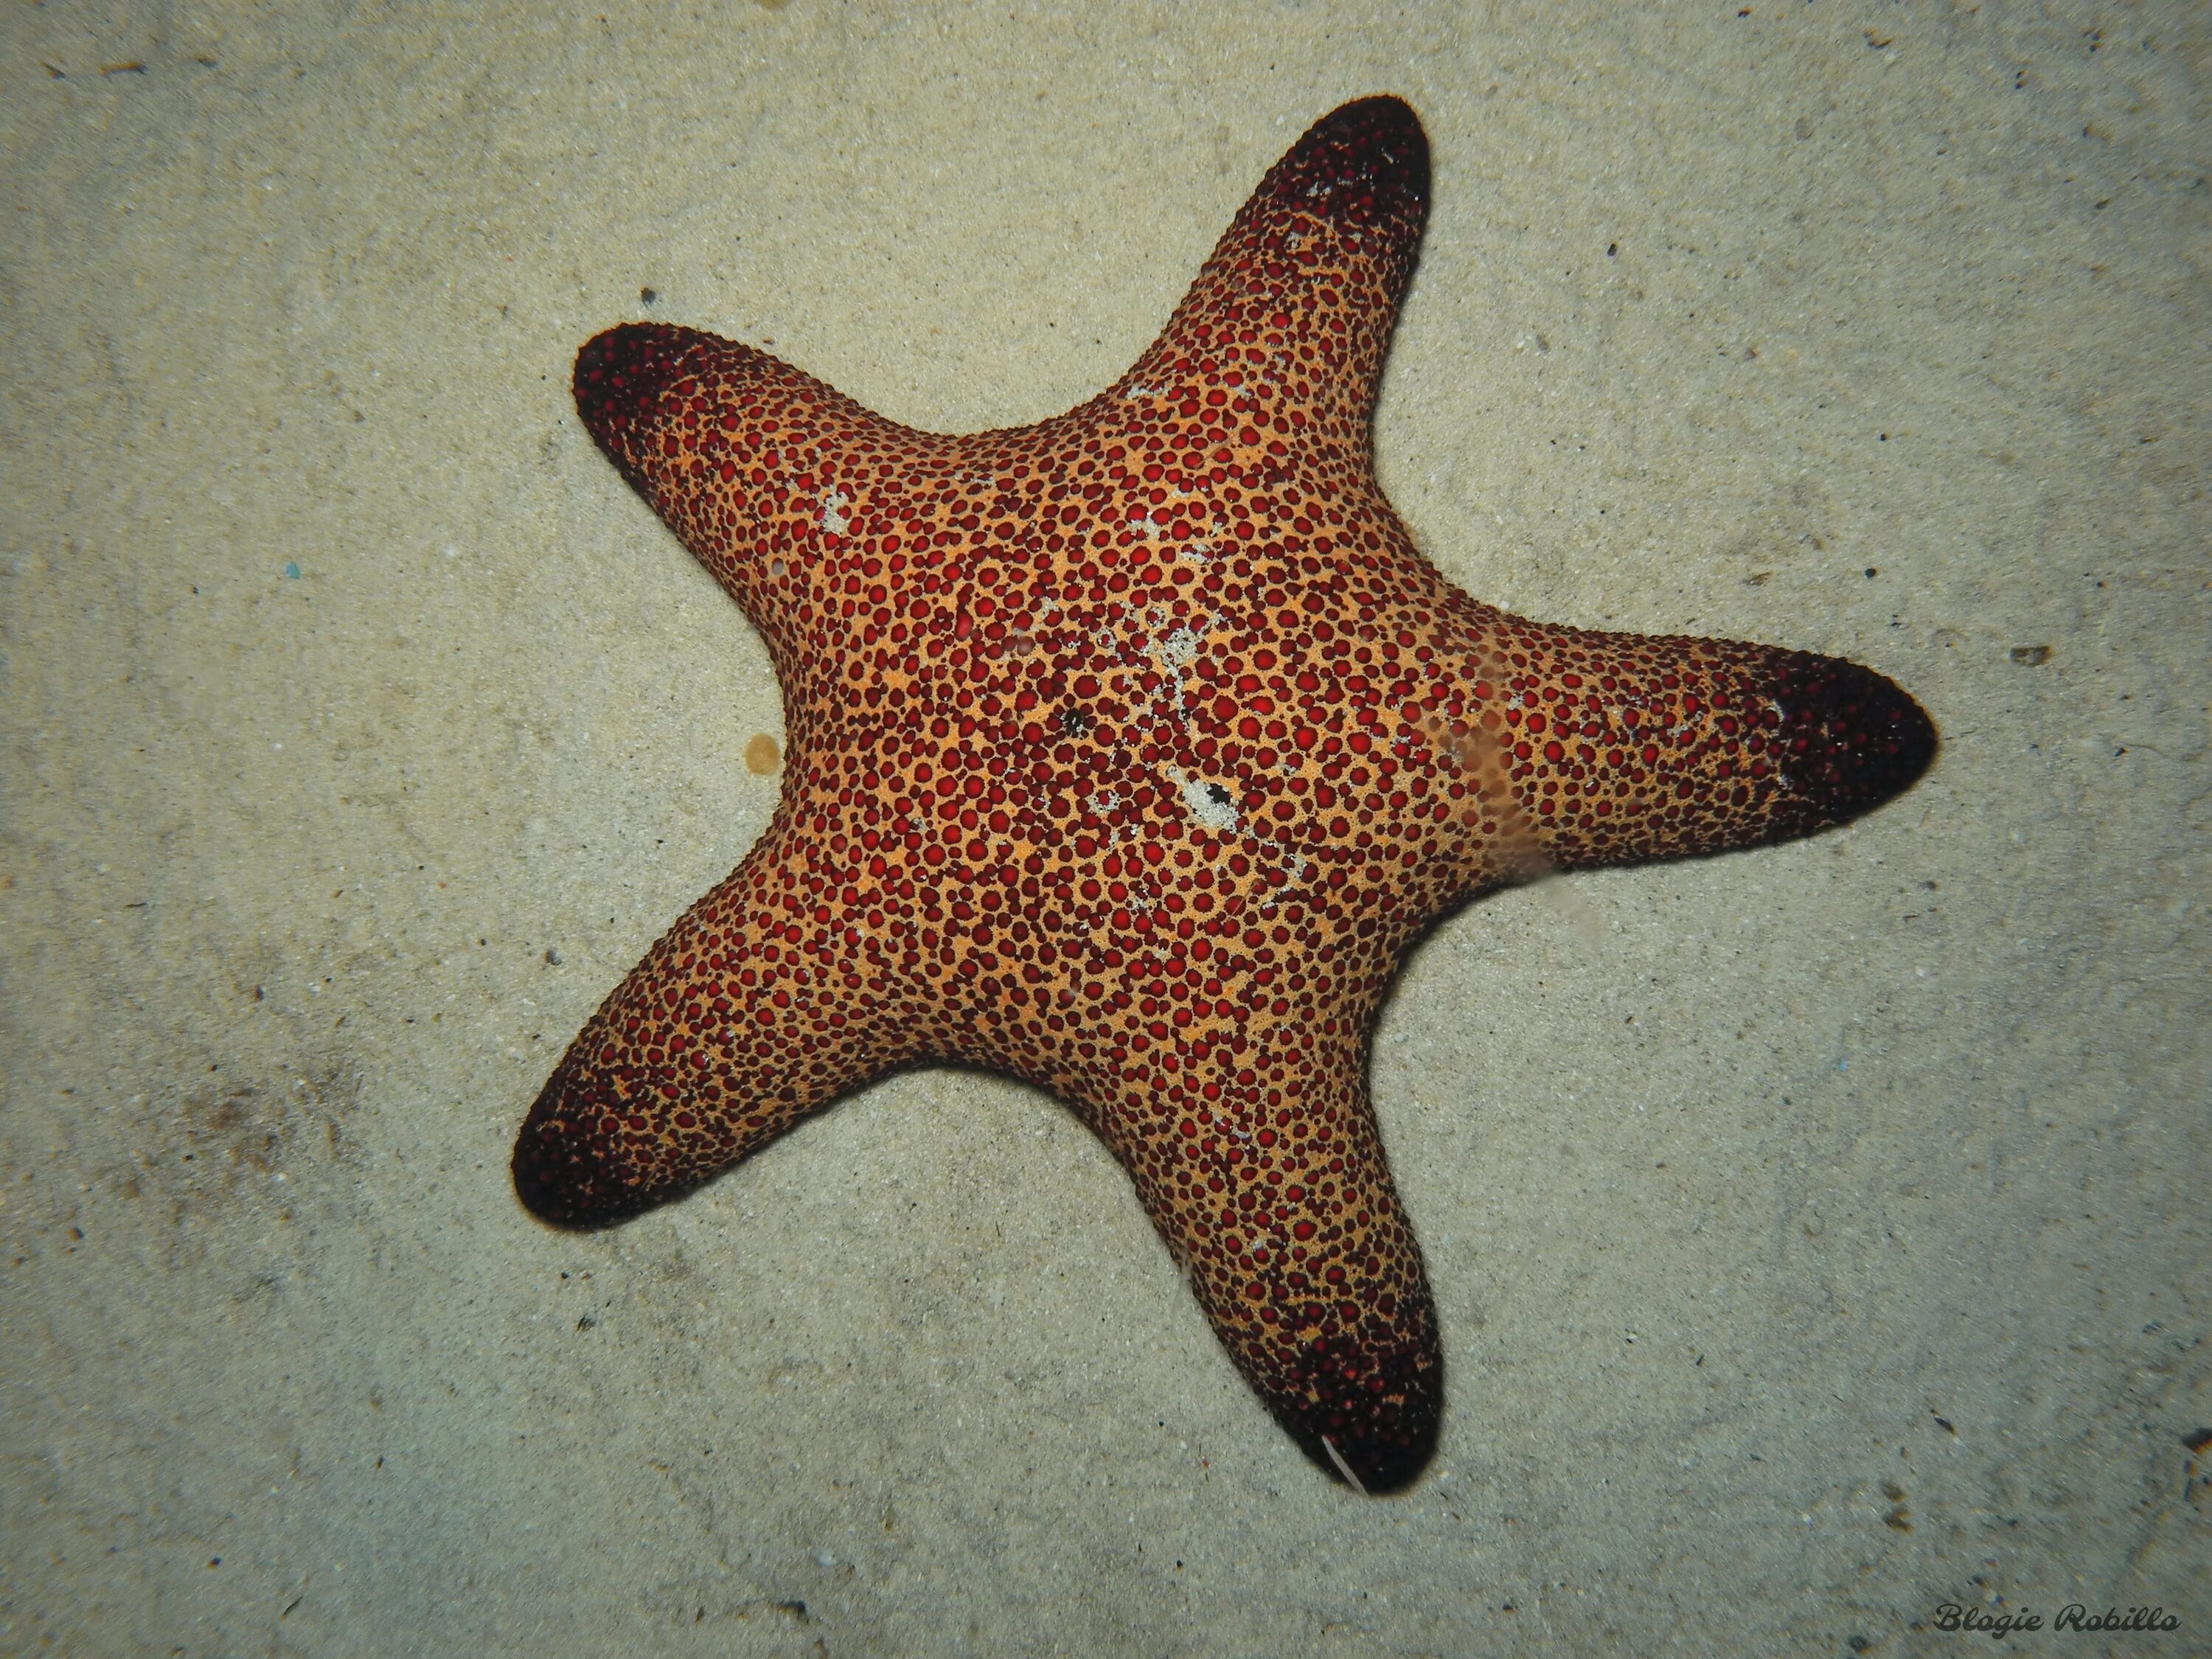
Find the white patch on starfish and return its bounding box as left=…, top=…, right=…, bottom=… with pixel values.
left=1163, top=764, right=1239, bottom=833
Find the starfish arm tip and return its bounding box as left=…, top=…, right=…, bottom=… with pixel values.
left=1279, top=1368, right=1442, bottom=1495
left=1768, top=652, right=1938, bottom=832
left=573, top=321, right=706, bottom=495
left=512, top=1061, right=664, bottom=1230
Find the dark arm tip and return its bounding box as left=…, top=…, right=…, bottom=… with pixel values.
left=1771, top=653, right=1938, bottom=832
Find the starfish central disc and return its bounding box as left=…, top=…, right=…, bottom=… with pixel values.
left=514, top=97, right=1935, bottom=1493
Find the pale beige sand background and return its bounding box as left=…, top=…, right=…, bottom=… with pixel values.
left=3, top=4, right=2204, bottom=1655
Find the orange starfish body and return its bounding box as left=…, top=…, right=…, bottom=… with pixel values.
left=515, top=97, right=1935, bottom=1492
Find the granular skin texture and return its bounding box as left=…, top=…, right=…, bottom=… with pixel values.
left=514, top=97, right=1935, bottom=1494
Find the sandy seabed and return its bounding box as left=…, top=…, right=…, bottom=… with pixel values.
left=3, top=4, right=2204, bottom=1655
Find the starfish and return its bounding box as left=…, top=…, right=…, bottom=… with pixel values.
left=515, top=97, right=1935, bottom=1493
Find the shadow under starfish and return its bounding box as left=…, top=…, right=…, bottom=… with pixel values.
left=514, top=97, right=1935, bottom=1494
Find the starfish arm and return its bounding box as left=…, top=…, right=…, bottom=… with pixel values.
left=512, top=825, right=924, bottom=1228
left=571, top=321, right=959, bottom=671
left=1413, top=601, right=1938, bottom=877
left=1111, top=96, right=1430, bottom=457
left=1068, top=1012, right=1441, bottom=1494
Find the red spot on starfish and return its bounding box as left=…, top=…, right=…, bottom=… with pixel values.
left=514, top=97, right=1935, bottom=1494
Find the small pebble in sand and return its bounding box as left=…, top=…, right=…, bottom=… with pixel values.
left=744, top=733, right=781, bottom=775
